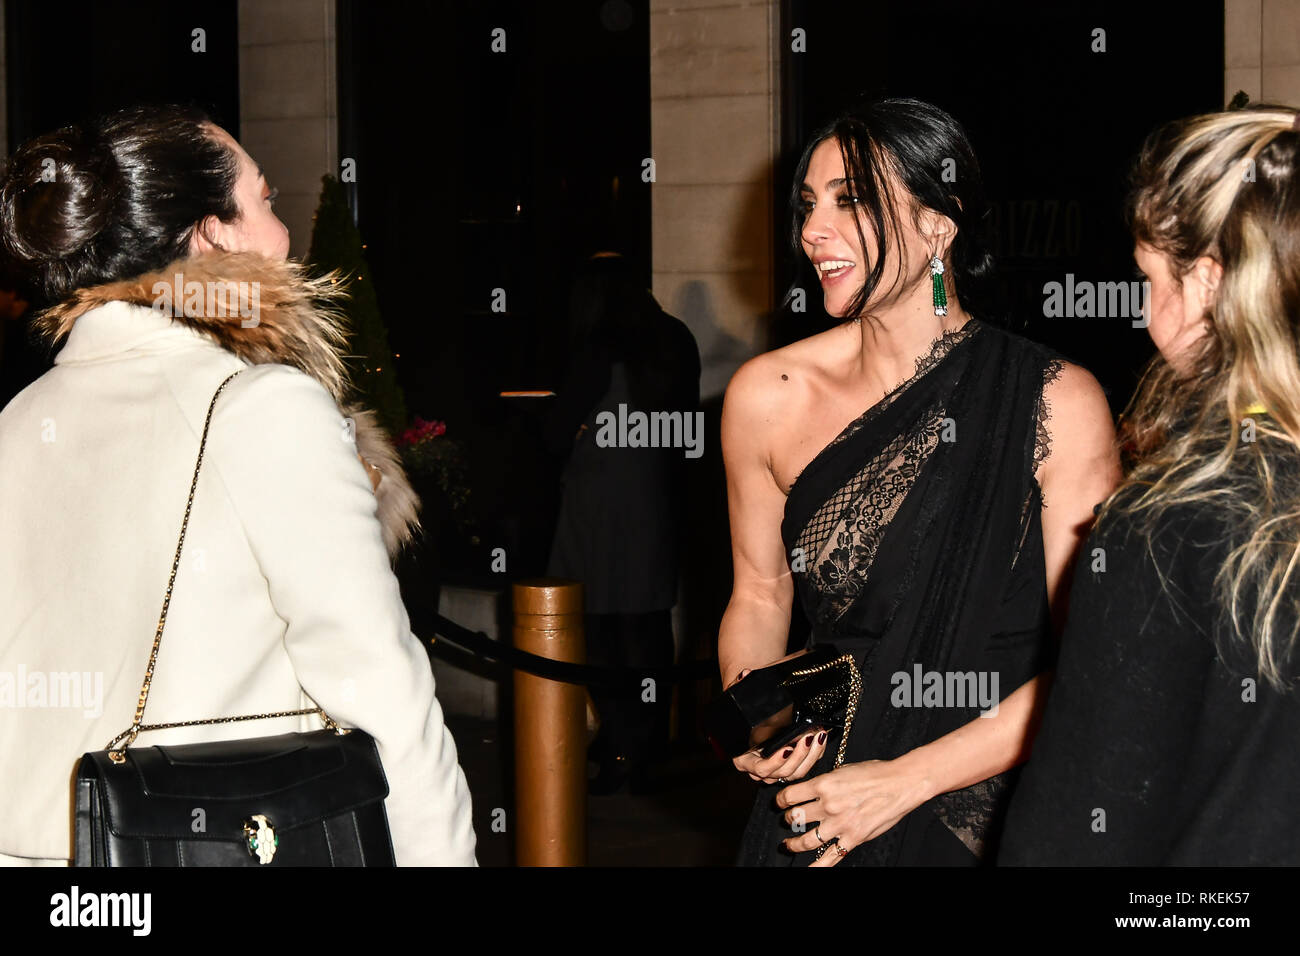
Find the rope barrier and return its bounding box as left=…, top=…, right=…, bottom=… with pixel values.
left=427, top=613, right=717, bottom=689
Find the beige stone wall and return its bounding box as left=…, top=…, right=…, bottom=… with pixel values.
left=238, top=0, right=338, bottom=259
left=1227, top=0, right=1300, bottom=107
left=649, top=0, right=782, bottom=399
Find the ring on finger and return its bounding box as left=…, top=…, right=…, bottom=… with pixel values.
left=777, top=777, right=788, bottom=784
left=814, top=826, right=824, bottom=844
left=836, top=844, right=848, bottom=858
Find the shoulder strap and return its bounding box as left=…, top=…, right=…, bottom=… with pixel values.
left=105, top=368, right=336, bottom=763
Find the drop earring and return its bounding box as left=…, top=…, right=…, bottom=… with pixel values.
left=930, top=255, right=947, bottom=316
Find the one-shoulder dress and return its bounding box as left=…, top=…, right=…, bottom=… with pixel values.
left=737, top=319, right=1063, bottom=866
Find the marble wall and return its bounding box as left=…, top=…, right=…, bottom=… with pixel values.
left=648, top=0, right=781, bottom=399
left=1227, top=0, right=1300, bottom=107
left=238, top=0, right=339, bottom=260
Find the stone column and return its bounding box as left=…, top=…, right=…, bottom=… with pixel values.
left=649, top=0, right=782, bottom=399
left=238, top=0, right=338, bottom=259
left=1227, top=0, right=1300, bottom=106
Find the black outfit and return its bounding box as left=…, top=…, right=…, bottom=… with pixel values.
left=546, top=305, right=701, bottom=783
left=999, top=468, right=1300, bottom=865
left=739, top=320, right=1062, bottom=866
left=583, top=608, right=674, bottom=782
left=546, top=307, right=700, bottom=614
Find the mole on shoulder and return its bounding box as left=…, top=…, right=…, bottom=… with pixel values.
left=781, top=374, right=788, bottom=381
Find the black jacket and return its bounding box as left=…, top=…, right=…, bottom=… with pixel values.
left=999, top=484, right=1300, bottom=865
left=546, top=306, right=700, bottom=614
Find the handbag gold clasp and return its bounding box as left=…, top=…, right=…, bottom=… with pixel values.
left=320, top=713, right=351, bottom=736
left=105, top=725, right=141, bottom=764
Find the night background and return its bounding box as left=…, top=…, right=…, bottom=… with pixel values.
left=0, top=0, right=1242, bottom=866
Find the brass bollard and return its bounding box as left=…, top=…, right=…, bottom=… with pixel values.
left=513, top=579, right=586, bottom=866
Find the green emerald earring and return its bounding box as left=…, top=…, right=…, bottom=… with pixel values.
left=930, top=256, right=947, bottom=316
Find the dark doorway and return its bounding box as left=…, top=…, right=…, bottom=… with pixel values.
left=342, top=0, right=651, bottom=581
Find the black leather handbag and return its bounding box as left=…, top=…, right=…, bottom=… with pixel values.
left=73, top=369, right=395, bottom=866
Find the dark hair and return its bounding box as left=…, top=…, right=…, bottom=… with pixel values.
left=0, top=103, right=240, bottom=303
left=786, top=96, right=995, bottom=322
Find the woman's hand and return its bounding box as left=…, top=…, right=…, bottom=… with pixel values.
left=733, top=729, right=828, bottom=784
left=775, top=757, right=935, bottom=866
left=726, top=666, right=828, bottom=783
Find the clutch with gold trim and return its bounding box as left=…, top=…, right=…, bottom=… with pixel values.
left=705, top=644, right=862, bottom=769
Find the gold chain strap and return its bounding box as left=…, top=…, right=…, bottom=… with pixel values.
left=789, top=653, right=863, bottom=863
left=106, top=369, right=344, bottom=764
left=787, top=654, right=862, bottom=769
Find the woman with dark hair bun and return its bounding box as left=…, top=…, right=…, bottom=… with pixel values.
left=0, top=104, right=477, bottom=865
left=0, top=105, right=249, bottom=302
left=718, top=97, right=1119, bottom=865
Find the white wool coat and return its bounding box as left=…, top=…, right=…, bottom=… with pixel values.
left=0, top=254, right=477, bottom=865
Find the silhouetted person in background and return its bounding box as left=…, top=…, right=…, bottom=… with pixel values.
left=546, top=251, right=701, bottom=795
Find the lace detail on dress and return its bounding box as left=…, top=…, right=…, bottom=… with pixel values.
left=791, top=325, right=983, bottom=624
left=797, top=402, right=947, bottom=625
left=932, top=770, right=1014, bottom=857
left=1012, top=358, right=1063, bottom=568
left=1033, top=358, right=1066, bottom=480
left=900, top=322, right=978, bottom=398
left=797, top=321, right=981, bottom=481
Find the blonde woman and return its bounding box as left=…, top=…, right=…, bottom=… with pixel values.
left=1000, top=106, right=1300, bottom=865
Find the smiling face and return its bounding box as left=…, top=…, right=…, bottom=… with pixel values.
left=189, top=124, right=290, bottom=260
left=798, top=137, right=943, bottom=320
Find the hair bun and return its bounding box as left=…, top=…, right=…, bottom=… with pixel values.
left=0, top=124, right=121, bottom=267
left=0, top=103, right=238, bottom=304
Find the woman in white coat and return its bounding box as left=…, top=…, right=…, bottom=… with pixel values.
left=0, top=105, right=477, bottom=865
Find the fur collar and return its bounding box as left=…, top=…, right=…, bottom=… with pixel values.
left=34, top=251, right=421, bottom=560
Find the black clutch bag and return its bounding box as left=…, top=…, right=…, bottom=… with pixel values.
left=705, top=644, right=862, bottom=768
left=72, top=369, right=395, bottom=866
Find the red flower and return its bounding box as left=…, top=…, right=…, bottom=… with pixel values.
left=398, top=417, right=448, bottom=447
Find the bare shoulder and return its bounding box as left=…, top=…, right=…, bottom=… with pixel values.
left=1037, top=358, right=1119, bottom=487
left=1041, top=360, right=1112, bottom=433
left=722, top=329, right=842, bottom=435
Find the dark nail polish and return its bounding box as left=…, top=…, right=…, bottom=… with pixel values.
left=818, top=731, right=827, bottom=744
left=804, top=734, right=815, bottom=747
left=782, top=748, right=793, bottom=759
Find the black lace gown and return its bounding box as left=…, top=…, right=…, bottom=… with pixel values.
left=737, top=320, right=1062, bottom=866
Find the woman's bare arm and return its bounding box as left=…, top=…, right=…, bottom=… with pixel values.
left=1037, top=364, right=1123, bottom=636
left=718, top=357, right=832, bottom=781
left=888, top=362, right=1120, bottom=795
left=717, top=357, right=797, bottom=688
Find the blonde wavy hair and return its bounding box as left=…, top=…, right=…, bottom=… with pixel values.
left=1108, top=104, right=1300, bottom=688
